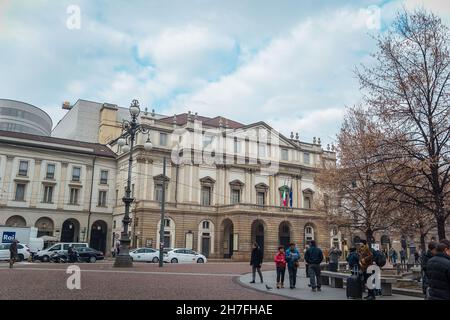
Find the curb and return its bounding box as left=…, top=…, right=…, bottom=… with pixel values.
left=234, top=273, right=297, bottom=300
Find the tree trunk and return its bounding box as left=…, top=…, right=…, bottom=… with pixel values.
left=436, top=215, right=447, bottom=240
left=365, top=229, right=374, bottom=246
left=420, top=234, right=426, bottom=252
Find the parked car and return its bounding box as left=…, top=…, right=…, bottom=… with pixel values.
left=130, top=247, right=160, bottom=263
left=0, top=243, right=30, bottom=261
left=34, top=242, right=88, bottom=262
left=163, top=248, right=207, bottom=264
left=76, top=247, right=104, bottom=263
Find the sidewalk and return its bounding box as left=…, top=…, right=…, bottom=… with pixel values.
left=238, top=269, right=422, bottom=300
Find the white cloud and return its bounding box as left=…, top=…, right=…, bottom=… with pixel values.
left=0, top=0, right=449, bottom=144
left=136, top=25, right=237, bottom=97
left=166, top=8, right=377, bottom=144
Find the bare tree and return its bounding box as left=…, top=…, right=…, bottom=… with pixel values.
left=391, top=201, right=436, bottom=251
left=316, top=107, right=398, bottom=244
left=358, top=9, right=450, bottom=239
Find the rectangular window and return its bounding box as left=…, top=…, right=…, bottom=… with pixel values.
left=303, top=152, right=310, bottom=165
left=304, top=196, right=311, bottom=209
left=18, top=160, right=28, bottom=176
left=69, top=188, right=79, bottom=205
left=164, top=219, right=170, bottom=227
left=202, top=221, right=210, bottom=229
left=258, top=144, right=266, bottom=158
left=100, top=170, right=108, bottom=184
left=46, top=164, right=55, bottom=180
left=159, top=132, right=168, bottom=146
left=113, top=220, right=116, bottom=229
left=72, top=167, right=81, bottom=182
left=281, top=148, right=289, bottom=161
left=201, top=186, right=211, bottom=206
left=231, top=189, right=240, bottom=204
left=115, top=189, right=119, bottom=206
left=98, top=191, right=107, bottom=207
left=155, top=184, right=163, bottom=202
left=42, top=185, right=53, bottom=203
left=234, top=139, right=241, bottom=154
left=15, top=184, right=26, bottom=201
left=257, top=192, right=265, bottom=206
left=203, top=135, right=213, bottom=148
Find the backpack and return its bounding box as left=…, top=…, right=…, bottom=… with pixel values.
left=373, top=250, right=387, bottom=267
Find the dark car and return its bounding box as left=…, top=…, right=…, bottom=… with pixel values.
left=76, top=247, right=104, bottom=263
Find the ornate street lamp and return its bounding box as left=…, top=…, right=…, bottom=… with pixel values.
left=114, top=99, right=152, bottom=267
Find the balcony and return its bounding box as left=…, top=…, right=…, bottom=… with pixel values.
left=134, top=200, right=319, bottom=216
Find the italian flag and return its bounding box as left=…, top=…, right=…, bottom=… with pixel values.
left=281, top=189, right=288, bottom=207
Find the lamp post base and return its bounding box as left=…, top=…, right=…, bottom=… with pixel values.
left=113, top=253, right=133, bottom=268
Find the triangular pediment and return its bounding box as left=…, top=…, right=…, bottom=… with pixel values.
left=200, top=176, right=216, bottom=184
left=153, top=174, right=170, bottom=182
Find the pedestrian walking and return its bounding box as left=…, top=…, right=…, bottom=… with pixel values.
left=328, top=246, right=342, bottom=272
left=388, top=247, right=394, bottom=264
left=249, top=242, right=263, bottom=284
left=285, top=242, right=301, bottom=289
left=414, top=251, right=419, bottom=265
left=358, top=240, right=376, bottom=300
left=347, top=247, right=360, bottom=270
left=274, top=246, right=287, bottom=289
left=115, top=240, right=121, bottom=255
left=420, top=242, right=437, bottom=296
left=9, top=240, right=18, bottom=268
left=323, top=248, right=330, bottom=264
left=304, top=244, right=310, bottom=278
left=305, top=240, right=324, bottom=292
left=425, top=239, right=450, bottom=300
left=392, top=249, right=398, bottom=265
left=400, top=248, right=407, bottom=267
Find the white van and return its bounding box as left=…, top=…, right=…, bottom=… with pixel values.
left=34, top=242, right=88, bottom=262
left=0, top=226, right=44, bottom=253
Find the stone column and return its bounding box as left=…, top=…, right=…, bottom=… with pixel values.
left=57, top=162, right=69, bottom=209
left=2, top=156, right=14, bottom=203
left=29, top=159, right=42, bottom=207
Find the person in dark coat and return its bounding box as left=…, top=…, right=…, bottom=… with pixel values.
left=249, top=242, right=263, bottom=283
left=420, top=242, right=437, bottom=295
left=347, top=247, right=359, bottom=270
left=305, top=240, right=324, bottom=292
left=425, top=240, right=450, bottom=300
left=400, top=248, right=407, bottom=266
left=328, top=246, right=342, bottom=272
left=9, top=240, right=18, bottom=268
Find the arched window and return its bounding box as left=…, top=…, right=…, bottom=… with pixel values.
left=157, top=217, right=175, bottom=249
left=305, top=224, right=315, bottom=246
left=198, top=220, right=215, bottom=257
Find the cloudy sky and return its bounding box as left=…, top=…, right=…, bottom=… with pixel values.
left=1, top=0, right=449, bottom=145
